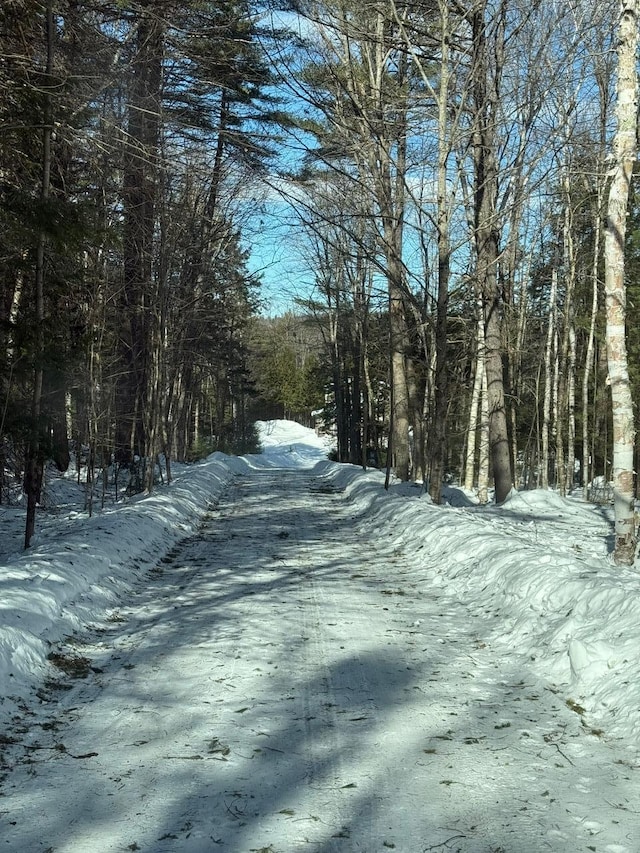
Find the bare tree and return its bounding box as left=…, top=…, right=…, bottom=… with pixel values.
left=541, top=268, right=558, bottom=489
left=393, top=0, right=461, bottom=500
left=24, top=2, right=54, bottom=548
left=469, top=0, right=513, bottom=502
left=604, top=0, right=638, bottom=565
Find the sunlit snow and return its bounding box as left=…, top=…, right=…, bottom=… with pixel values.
left=1, top=421, right=639, bottom=851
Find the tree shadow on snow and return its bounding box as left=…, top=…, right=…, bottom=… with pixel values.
left=3, top=467, right=637, bottom=852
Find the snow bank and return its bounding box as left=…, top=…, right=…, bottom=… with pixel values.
left=309, top=461, right=640, bottom=740
left=0, top=420, right=332, bottom=724
left=2, top=419, right=639, bottom=744
left=0, top=455, right=236, bottom=720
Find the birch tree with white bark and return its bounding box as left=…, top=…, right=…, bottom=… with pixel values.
left=604, top=0, right=638, bottom=565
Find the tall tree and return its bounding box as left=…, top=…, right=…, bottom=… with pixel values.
left=604, top=0, right=637, bottom=565
left=117, top=1, right=164, bottom=465
left=469, top=0, right=512, bottom=503
left=276, top=0, right=420, bottom=480
left=393, top=0, right=461, bottom=500
left=23, top=2, right=55, bottom=548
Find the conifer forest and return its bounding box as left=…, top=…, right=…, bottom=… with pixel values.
left=1, top=0, right=639, bottom=561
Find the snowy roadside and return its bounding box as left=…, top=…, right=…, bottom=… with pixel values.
left=0, top=453, right=236, bottom=723
left=0, top=421, right=335, bottom=727
left=310, top=461, right=640, bottom=742
left=2, top=447, right=639, bottom=853
left=1, top=419, right=640, bottom=750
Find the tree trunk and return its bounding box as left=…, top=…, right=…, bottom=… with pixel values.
left=567, top=321, right=577, bottom=493
left=24, top=3, right=54, bottom=548
left=478, top=365, right=490, bottom=505
left=556, top=178, right=577, bottom=497
left=471, top=0, right=512, bottom=503
left=541, top=268, right=557, bottom=490
left=384, top=121, right=411, bottom=481
left=388, top=280, right=410, bottom=480
left=583, top=65, right=609, bottom=498
left=509, top=267, right=528, bottom=488
left=118, top=3, right=163, bottom=463
left=604, top=0, right=638, bottom=565
left=583, top=189, right=603, bottom=497
left=464, top=296, right=485, bottom=491
left=429, top=1, right=451, bottom=503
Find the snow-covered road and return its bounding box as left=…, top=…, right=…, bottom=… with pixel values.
left=2, top=465, right=639, bottom=852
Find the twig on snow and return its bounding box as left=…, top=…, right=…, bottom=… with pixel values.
left=423, top=834, right=467, bottom=851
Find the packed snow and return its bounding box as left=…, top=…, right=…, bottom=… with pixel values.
left=1, top=420, right=640, bottom=851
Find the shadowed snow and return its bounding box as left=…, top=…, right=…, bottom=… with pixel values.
left=0, top=420, right=639, bottom=852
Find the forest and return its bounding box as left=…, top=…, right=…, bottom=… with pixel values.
left=1, top=0, right=639, bottom=560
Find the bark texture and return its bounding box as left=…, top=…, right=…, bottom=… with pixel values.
left=471, top=0, right=512, bottom=503
left=604, top=0, right=638, bottom=565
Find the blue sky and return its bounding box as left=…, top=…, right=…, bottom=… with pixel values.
left=245, top=201, right=315, bottom=316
